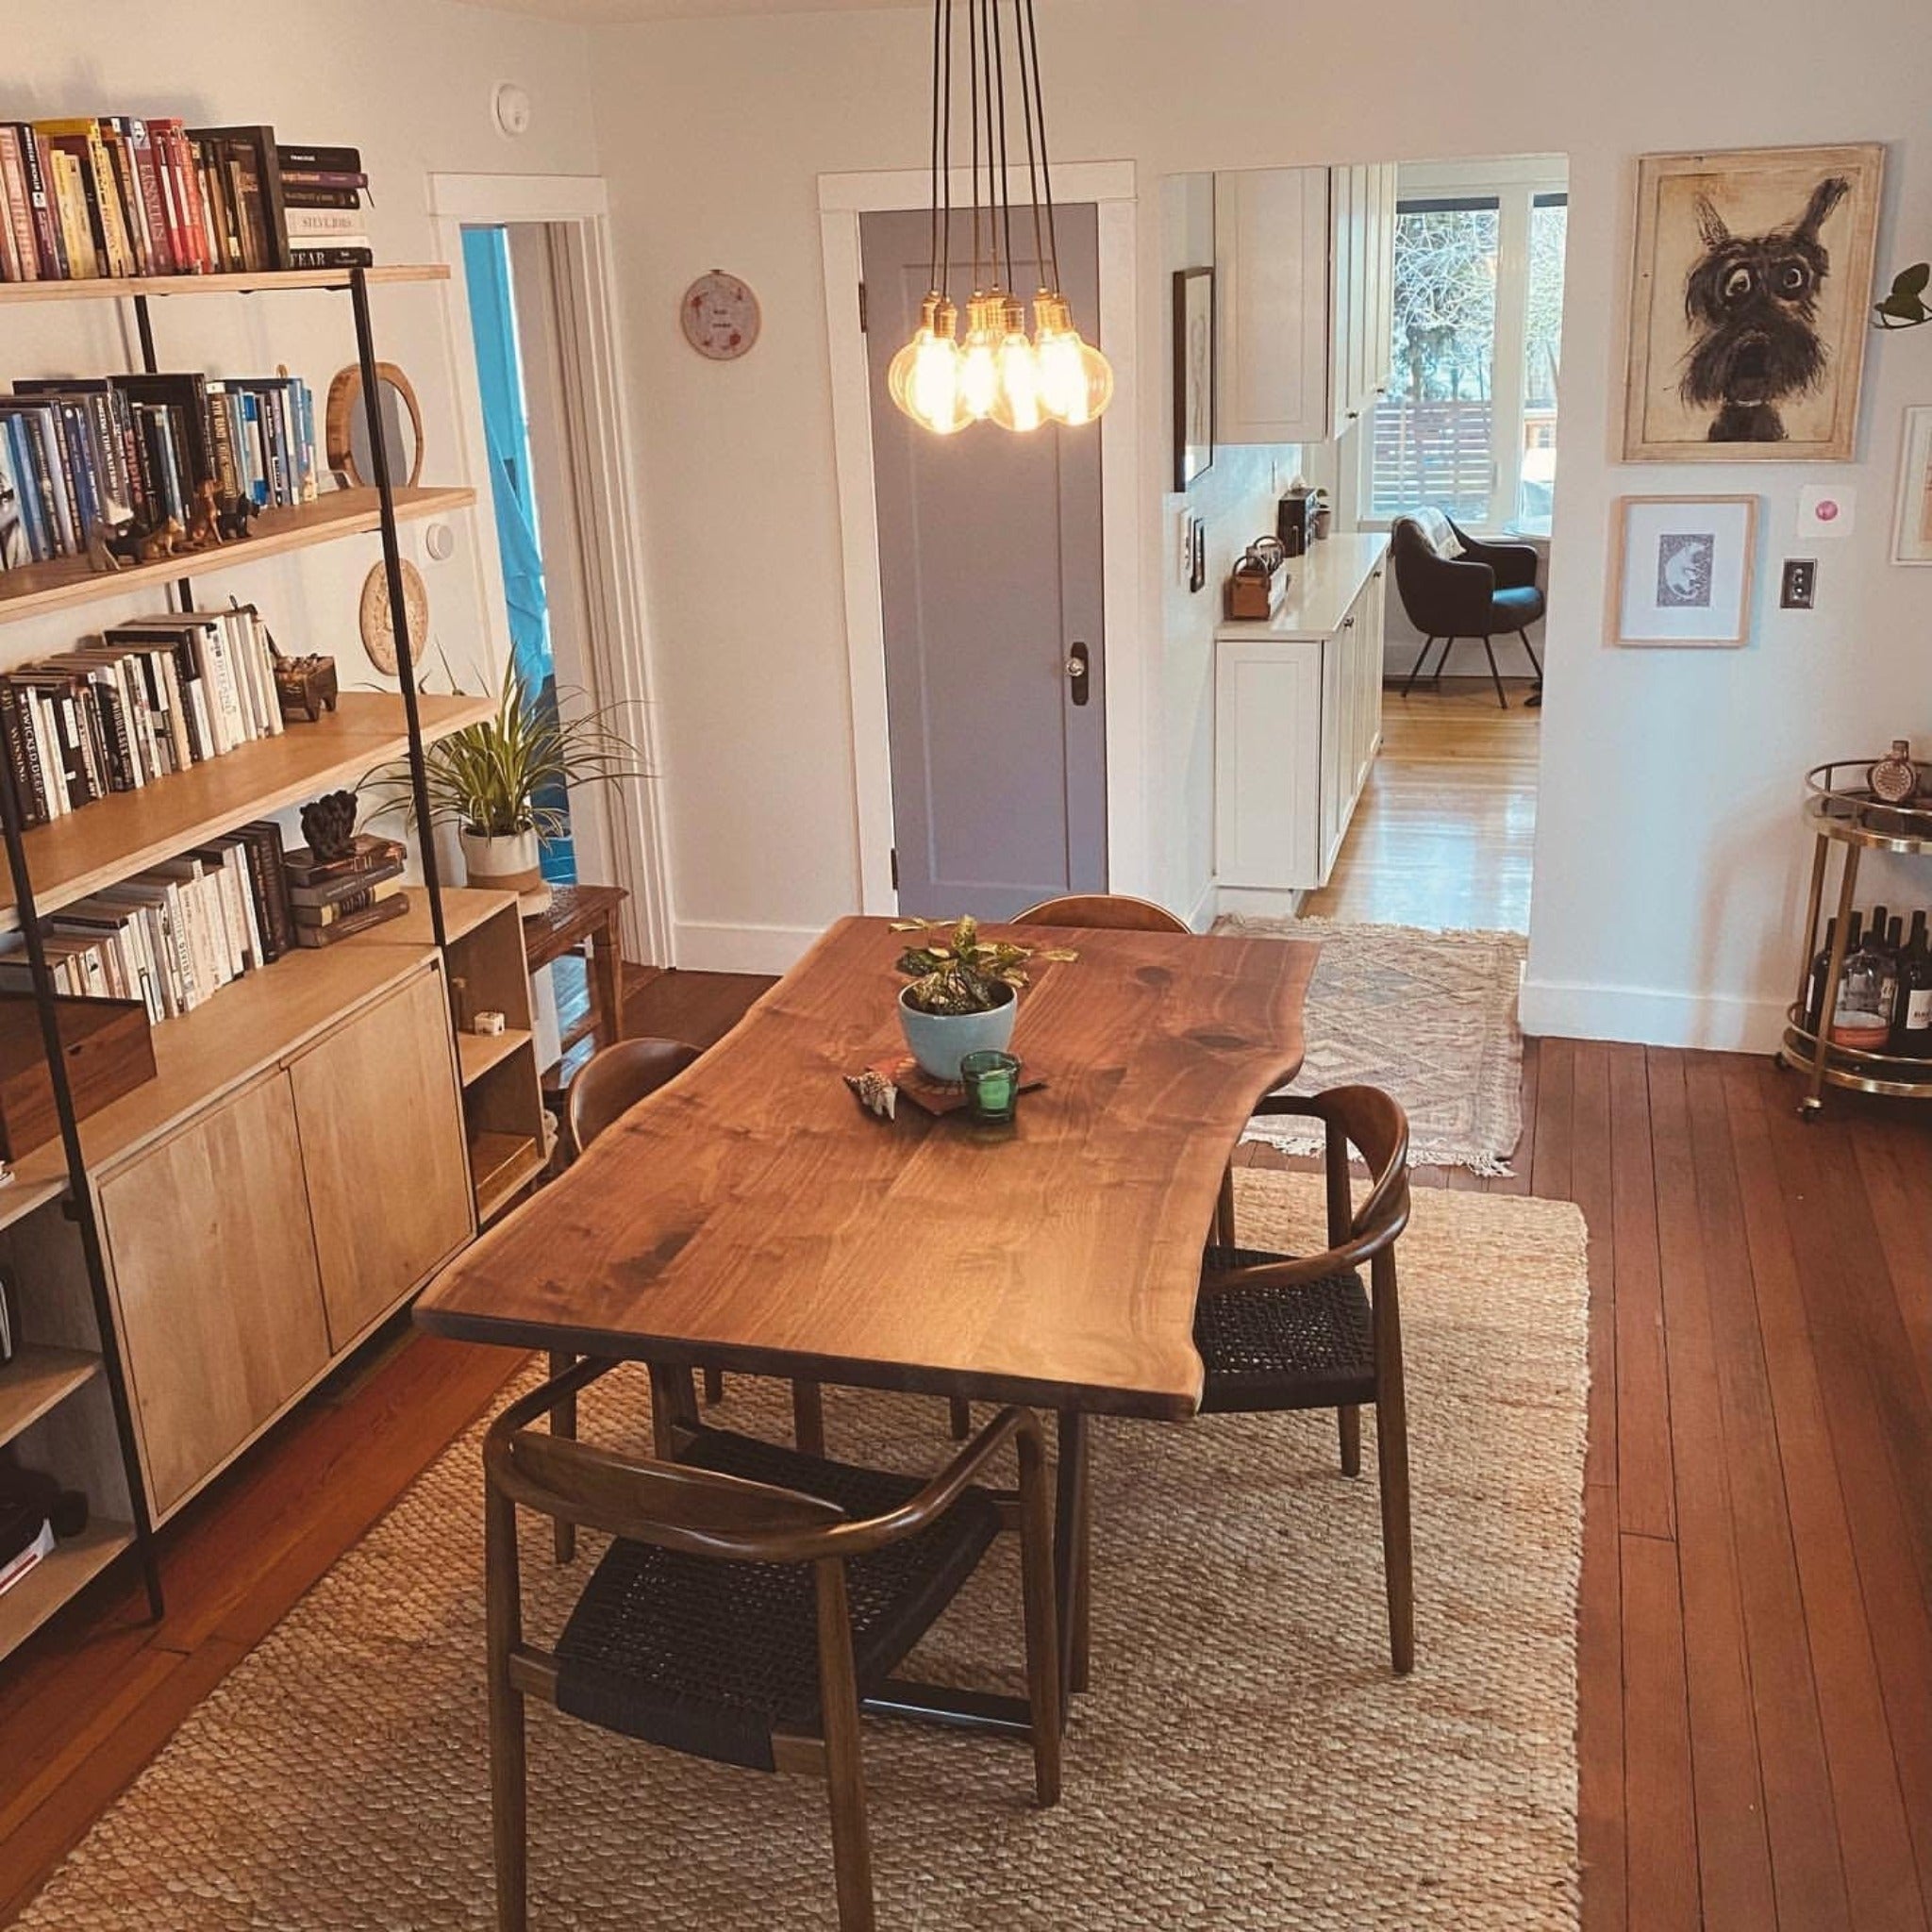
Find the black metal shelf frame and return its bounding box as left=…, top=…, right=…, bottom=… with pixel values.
left=0, top=269, right=448, bottom=1625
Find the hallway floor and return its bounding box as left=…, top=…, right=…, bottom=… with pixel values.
left=1302, top=675, right=1541, bottom=932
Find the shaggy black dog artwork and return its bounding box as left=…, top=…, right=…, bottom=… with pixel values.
left=1679, top=175, right=1850, bottom=442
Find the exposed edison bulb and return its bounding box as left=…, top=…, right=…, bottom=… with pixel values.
left=991, top=294, right=1044, bottom=433
left=889, top=294, right=970, bottom=434
left=1033, top=290, right=1115, bottom=426
left=958, top=292, right=1007, bottom=422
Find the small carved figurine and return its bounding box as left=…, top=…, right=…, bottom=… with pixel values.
left=183, top=480, right=225, bottom=551
left=217, top=494, right=259, bottom=543
left=84, top=519, right=126, bottom=575
left=273, top=650, right=340, bottom=724
left=298, top=789, right=359, bottom=861
left=136, top=517, right=185, bottom=563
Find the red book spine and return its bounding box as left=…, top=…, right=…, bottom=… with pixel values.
left=125, top=120, right=174, bottom=275
left=149, top=120, right=192, bottom=273
left=160, top=123, right=210, bottom=272
left=20, top=130, right=64, bottom=276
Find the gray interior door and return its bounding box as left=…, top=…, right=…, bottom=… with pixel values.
left=862, top=205, right=1107, bottom=921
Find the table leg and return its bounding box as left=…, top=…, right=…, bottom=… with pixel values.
left=590, top=917, right=624, bottom=1052
left=549, top=1348, right=576, bottom=1564
left=1053, top=1409, right=1091, bottom=1726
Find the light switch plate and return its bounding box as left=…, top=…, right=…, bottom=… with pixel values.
left=1780, top=558, right=1818, bottom=610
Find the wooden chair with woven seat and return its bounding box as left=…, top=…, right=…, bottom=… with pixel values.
left=484, top=1358, right=1061, bottom=1932
left=1196, top=1083, right=1416, bottom=1673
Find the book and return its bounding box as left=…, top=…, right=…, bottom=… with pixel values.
left=291, top=875, right=404, bottom=926
left=287, top=858, right=406, bottom=911
left=0, top=1519, right=55, bottom=1599
left=292, top=890, right=408, bottom=947
left=282, top=833, right=406, bottom=889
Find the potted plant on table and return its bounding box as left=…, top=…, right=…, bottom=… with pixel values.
left=892, top=916, right=1074, bottom=1081
left=366, top=660, right=643, bottom=914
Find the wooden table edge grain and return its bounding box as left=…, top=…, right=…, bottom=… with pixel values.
left=414, top=916, right=1318, bottom=1421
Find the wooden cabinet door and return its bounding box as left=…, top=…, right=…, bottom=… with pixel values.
left=289, top=965, right=472, bottom=1353
left=1216, top=638, right=1323, bottom=890
left=99, top=1073, right=330, bottom=1519
left=1215, top=168, right=1332, bottom=445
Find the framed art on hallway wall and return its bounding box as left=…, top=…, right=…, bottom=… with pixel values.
left=1609, top=494, right=1758, bottom=645
left=1174, top=267, right=1215, bottom=491
left=1893, top=407, right=1932, bottom=564
left=1622, top=143, right=1885, bottom=463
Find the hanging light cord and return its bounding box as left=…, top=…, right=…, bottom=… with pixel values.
left=991, top=0, right=1015, bottom=297
left=939, top=0, right=954, bottom=300
left=1012, top=0, right=1046, bottom=283
left=1021, top=0, right=1061, bottom=293
left=924, top=0, right=943, bottom=293
left=966, top=0, right=981, bottom=291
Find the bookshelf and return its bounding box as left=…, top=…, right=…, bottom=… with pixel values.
left=0, top=260, right=473, bottom=1659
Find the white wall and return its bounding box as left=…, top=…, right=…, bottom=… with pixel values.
left=0, top=0, right=596, bottom=739
left=591, top=0, right=1926, bottom=1048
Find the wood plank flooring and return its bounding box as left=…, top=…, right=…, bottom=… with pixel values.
left=2, top=955, right=1928, bottom=1931
left=1302, top=675, right=1541, bottom=930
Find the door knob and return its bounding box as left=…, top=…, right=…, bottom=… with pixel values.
left=1064, top=640, right=1091, bottom=706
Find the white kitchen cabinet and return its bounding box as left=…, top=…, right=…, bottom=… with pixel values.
left=1215, top=537, right=1388, bottom=905
left=1215, top=163, right=1397, bottom=449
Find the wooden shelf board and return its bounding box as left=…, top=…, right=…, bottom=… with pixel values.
left=0, top=1518, right=132, bottom=1660
left=472, top=1132, right=543, bottom=1223
left=0, top=691, right=492, bottom=932
left=0, top=264, right=450, bottom=306
left=458, top=1027, right=533, bottom=1089
left=10, top=942, right=439, bottom=1191
left=0, top=1346, right=101, bottom=1450
left=0, top=1175, right=65, bottom=1237
left=0, top=485, right=475, bottom=627
left=357, top=886, right=521, bottom=951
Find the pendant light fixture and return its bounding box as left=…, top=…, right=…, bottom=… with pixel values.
left=888, top=0, right=1113, bottom=436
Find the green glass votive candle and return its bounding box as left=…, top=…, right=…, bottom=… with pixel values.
left=959, top=1049, right=1022, bottom=1124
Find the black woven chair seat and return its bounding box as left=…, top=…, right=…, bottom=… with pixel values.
left=1194, top=1245, right=1377, bottom=1413
left=553, top=1427, right=1001, bottom=1773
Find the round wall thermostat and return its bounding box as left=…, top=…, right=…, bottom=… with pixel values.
left=680, top=270, right=760, bottom=360
left=423, top=521, right=457, bottom=562
left=492, top=83, right=533, bottom=138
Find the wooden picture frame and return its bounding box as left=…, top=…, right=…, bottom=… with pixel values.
left=1892, top=407, right=1932, bottom=565
left=1173, top=267, right=1215, bottom=491
left=1609, top=494, right=1758, bottom=646
left=325, top=361, right=425, bottom=491
left=1623, top=143, right=1885, bottom=463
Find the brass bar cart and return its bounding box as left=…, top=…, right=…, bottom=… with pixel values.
left=1779, top=758, right=1932, bottom=1117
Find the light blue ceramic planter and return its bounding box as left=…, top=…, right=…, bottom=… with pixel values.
left=898, top=983, right=1019, bottom=1082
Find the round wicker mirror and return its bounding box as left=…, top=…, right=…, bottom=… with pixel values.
left=325, top=362, right=425, bottom=491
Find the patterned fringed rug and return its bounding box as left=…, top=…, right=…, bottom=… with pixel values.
left=1216, top=916, right=1527, bottom=1175
left=20, top=1172, right=1588, bottom=1932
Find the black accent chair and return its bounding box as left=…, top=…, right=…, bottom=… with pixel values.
left=1390, top=512, right=1544, bottom=708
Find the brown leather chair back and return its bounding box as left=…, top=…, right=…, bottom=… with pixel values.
left=565, top=1037, right=701, bottom=1158
left=1012, top=893, right=1190, bottom=933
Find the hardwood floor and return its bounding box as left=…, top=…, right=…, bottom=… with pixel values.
left=3, top=957, right=1928, bottom=1931
left=1301, top=675, right=1541, bottom=931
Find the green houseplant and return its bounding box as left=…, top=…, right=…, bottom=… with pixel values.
left=891, top=916, right=1073, bottom=1080
left=367, top=659, right=643, bottom=913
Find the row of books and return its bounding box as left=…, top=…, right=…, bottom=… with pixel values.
left=0, top=372, right=319, bottom=571
left=0, top=121, right=371, bottom=283
left=0, top=606, right=285, bottom=829
left=0, top=833, right=411, bottom=1028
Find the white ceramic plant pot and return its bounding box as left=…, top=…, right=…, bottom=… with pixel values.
left=897, top=982, right=1018, bottom=1082
left=460, top=826, right=552, bottom=914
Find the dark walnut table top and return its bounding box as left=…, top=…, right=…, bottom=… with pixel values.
left=415, top=916, right=1317, bottom=1418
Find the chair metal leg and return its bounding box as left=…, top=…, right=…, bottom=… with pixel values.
left=702, top=1366, right=725, bottom=1406
left=1430, top=636, right=1452, bottom=685
left=1339, top=1404, right=1361, bottom=1477
left=1519, top=629, right=1543, bottom=708
left=948, top=1397, right=973, bottom=1441
left=485, top=1489, right=528, bottom=1932
left=1015, top=1423, right=1063, bottom=1807
left=815, top=1560, right=877, bottom=1932
left=1480, top=634, right=1509, bottom=708
left=1403, top=635, right=1436, bottom=696
left=793, top=1380, right=827, bottom=1457
left=548, top=1350, right=576, bottom=1565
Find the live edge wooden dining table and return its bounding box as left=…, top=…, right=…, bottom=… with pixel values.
left=415, top=914, right=1317, bottom=1739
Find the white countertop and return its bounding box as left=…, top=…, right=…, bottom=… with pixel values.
left=1216, top=532, right=1390, bottom=641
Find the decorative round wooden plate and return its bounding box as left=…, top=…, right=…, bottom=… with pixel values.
left=680, top=270, right=760, bottom=359
left=359, top=558, right=430, bottom=676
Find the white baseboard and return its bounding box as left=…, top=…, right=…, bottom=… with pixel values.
left=1520, top=975, right=1787, bottom=1052
left=1214, top=883, right=1310, bottom=921
left=673, top=920, right=824, bottom=975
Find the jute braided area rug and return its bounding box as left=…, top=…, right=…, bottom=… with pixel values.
left=21, top=1172, right=1587, bottom=1931
left=1214, top=917, right=1528, bottom=1176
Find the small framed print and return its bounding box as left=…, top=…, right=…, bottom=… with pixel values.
left=1892, top=407, right=1932, bottom=564
left=1173, top=267, right=1215, bottom=491
left=1610, top=494, right=1758, bottom=646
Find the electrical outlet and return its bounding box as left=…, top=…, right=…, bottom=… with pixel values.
left=1780, top=558, right=1817, bottom=610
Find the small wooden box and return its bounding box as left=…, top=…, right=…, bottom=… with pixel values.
left=0, top=993, right=158, bottom=1162
left=1225, top=549, right=1289, bottom=620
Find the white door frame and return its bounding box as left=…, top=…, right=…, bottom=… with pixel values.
left=819, top=161, right=1142, bottom=914
left=426, top=172, right=673, bottom=966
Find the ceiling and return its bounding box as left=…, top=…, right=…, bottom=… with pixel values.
left=458, top=0, right=924, bottom=19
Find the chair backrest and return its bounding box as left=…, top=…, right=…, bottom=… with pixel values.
left=1389, top=514, right=1485, bottom=635
left=566, top=1036, right=702, bottom=1157
left=1012, top=892, right=1190, bottom=933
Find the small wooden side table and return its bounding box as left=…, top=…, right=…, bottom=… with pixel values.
left=524, top=883, right=628, bottom=1073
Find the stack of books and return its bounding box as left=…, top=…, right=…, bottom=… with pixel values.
left=0, top=606, right=284, bottom=828
left=276, top=144, right=371, bottom=271
left=0, top=819, right=296, bottom=1024
left=0, top=1512, right=55, bottom=1604
left=283, top=834, right=408, bottom=946
left=0, top=371, right=319, bottom=572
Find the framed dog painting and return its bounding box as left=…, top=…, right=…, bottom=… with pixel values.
left=1623, top=143, right=1885, bottom=462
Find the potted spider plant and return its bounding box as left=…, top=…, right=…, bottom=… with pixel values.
left=891, top=916, right=1073, bottom=1081
left=366, top=660, right=643, bottom=913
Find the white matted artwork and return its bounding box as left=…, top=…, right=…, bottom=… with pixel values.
left=1893, top=407, right=1932, bottom=564
left=1623, top=144, right=1885, bottom=463
left=1610, top=494, right=1758, bottom=646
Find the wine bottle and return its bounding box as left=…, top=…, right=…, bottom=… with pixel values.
left=1893, top=910, right=1932, bottom=1059
left=1878, top=915, right=1905, bottom=1036
left=1806, top=916, right=1839, bottom=1033
left=1830, top=917, right=1890, bottom=1052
